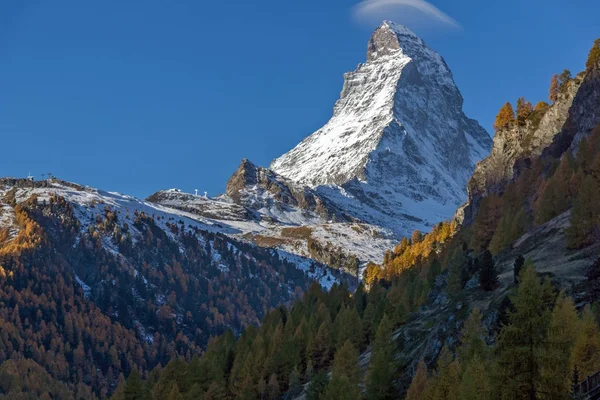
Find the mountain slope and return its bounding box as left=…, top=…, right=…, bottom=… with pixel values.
left=271, top=21, right=492, bottom=236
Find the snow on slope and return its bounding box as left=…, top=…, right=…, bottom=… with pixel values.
left=271, top=21, right=492, bottom=236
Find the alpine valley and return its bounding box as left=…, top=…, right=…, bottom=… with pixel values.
left=1, top=20, right=600, bottom=400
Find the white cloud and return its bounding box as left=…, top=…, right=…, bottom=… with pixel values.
left=353, top=0, right=461, bottom=30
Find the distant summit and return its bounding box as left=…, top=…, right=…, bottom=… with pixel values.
left=270, top=21, right=492, bottom=235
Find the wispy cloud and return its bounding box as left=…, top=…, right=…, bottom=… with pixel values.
left=353, top=0, right=461, bottom=30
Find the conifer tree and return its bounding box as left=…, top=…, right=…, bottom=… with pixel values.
left=366, top=314, right=397, bottom=400
left=324, top=341, right=362, bottom=400
left=331, top=340, right=360, bottom=383
left=167, top=384, right=182, bottom=400
left=458, top=308, right=488, bottom=364
left=534, top=101, right=549, bottom=111
left=516, top=97, right=533, bottom=125
left=494, top=102, right=515, bottom=131
left=587, top=258, right=600, bottom=303
left=306, top=371, right=329, bottom=400
left=496, top=265, right=555, bottom=399
left=267, top=374, right=280, bottom=400
left=513, top=255, right=525, bottom=284
left=123, top=369, right=145, bottom=400
left=549, top=74, right=560, bottom=103
left=202, top=382, right=228, bottom=400
left=559, top=69, right=572, bottom=92
left=479, top=250, right=498, bottom=291
left=586, top=39, right=600, bottom=72
left=308, top=321, right=333, bottom=371
left=406, top=360, right=429, bottom=400
left=568, top=175, right=600, bottom=248
left=542, top=292, right=578, bottom=397
left=429, top=347, right=460, bottom=400
left=571, top=306, right=600, bottom=379
left=323, top=376, right=361, bottom=400
left=458, top=356, right=491, bottom=400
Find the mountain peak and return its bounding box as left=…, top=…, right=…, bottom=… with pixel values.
left=271, top=21, right=492, bottom=236
left=367, top=21, right=420, bottom=62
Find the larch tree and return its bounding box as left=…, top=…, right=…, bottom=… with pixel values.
left=542, top=292, right=578, bottom=398
left=406, top=360, right=430, bottom=400
left=549, top=74, right=560, bottom=103
left=496, top=265, right=555, bottom=399
left=366, top=314, right=397, bottom=400
left=494, top=102, right=515, bottom=131
left=571, top=306, right=600, bottom=379
left=586, top=38, right=600, bottom=71
left=516, top=97, right=533, bottom=125
left=568, top=175, right=600, bottom=248
left=458, top=356, right=491, bottom=400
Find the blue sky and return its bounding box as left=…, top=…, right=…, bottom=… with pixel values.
left=1, top=0, right=598, bottom=198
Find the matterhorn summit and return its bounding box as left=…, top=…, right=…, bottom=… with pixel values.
left=271, top=21, right=492, bottom=235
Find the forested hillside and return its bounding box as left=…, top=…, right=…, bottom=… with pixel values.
left=113, top=38, right=600, bottom=400
left=0, top=184, right=347, bottom=398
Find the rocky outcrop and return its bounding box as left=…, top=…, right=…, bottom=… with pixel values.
left=225, top=159, right=354, bottom=223
left=545, top=61, right=600, bottom=158
left=459, top=75, right=584, bottom=225
left=271, top=21, right=492, bottom=236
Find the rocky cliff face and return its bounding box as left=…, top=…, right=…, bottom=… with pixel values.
left=270, top=21, right=492, bottom=236
left=461, top=60, right=600, bottom=225
left=225, top=159, right=354, bottom=224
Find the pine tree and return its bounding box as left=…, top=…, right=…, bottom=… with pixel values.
left=494, top=102, right=515, bottom=131
left=496, top=265, right=555, bottom=399
left=479, top=251, right=498, bottom=291
left=549, top=74, right=560, bottom=103
left=586, top=39, right=600, bottom=71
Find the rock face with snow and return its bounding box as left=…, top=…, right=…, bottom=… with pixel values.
left=225, top=159, right=354, bottom=224
left=270, top=21, right=492, bottom=235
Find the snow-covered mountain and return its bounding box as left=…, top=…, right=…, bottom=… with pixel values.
left=271, top=21, right=492, bottom=235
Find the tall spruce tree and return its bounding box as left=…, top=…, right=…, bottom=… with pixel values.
left=513, top=255, right=525, bottom=284
left=479, top=250, right=498, bottom=291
